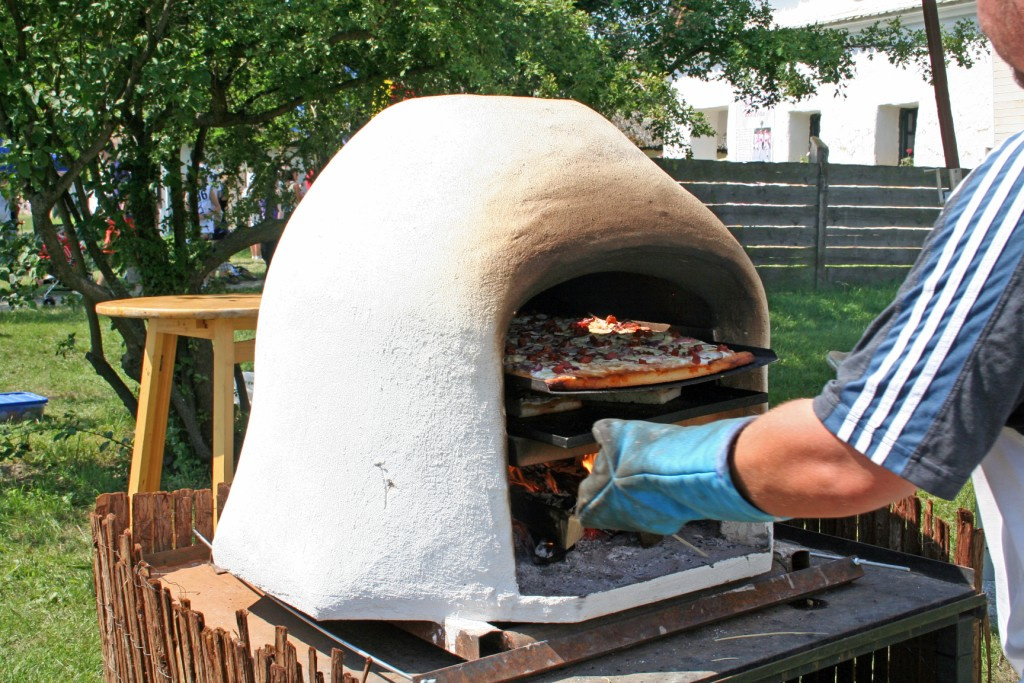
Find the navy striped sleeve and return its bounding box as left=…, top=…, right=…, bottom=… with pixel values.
left=813, top=131, right=1024, bottom=499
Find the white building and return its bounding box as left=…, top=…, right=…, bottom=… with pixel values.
left=671, top=0, right=1024, bottom=167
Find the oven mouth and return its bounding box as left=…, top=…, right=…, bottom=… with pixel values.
left=501, top=304, right=777, bottom=598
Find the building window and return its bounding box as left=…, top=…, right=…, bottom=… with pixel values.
left=899, top=107, right=918, bottom=164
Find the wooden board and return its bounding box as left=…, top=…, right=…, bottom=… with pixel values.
left=729, top=225, right=816, bottom=248
left=95, top=294, right=261, bottom=320
left=710, top=203, right=818, bottom=228
left=826, top=226, right=932, bottom=248
left=656, top=158, right=818, bottom=184
left=683, top=183, right=816, bottom=206
left=828, top=205, right=942, bottom=229
left=830, top=185, right=944, bottom=208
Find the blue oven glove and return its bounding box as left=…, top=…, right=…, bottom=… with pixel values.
left=575, top=417, right=782, bottom=534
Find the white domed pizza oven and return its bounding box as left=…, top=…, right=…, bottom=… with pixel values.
left=212, top=95, right=774, bottom=631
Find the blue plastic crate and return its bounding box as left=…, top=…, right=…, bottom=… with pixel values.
left=0, top=392, right=48, bottom=422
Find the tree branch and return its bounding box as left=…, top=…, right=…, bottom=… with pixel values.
left=327, top=29, right=371, bottom=45
left=190, top=217, right=285, bottom=289
left=195, top=75, right=362, bottom=127
left=3, top=0, right=28, bottom=60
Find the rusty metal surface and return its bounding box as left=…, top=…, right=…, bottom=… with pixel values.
left=410, top=558, right=863, bottom=683
left=392, top=620, right=495, bottom=661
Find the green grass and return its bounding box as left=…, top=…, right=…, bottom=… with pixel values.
left=766, top=284, right=979, bottom=519
left=0, top=284, right=1013, bottom=679
left=767, top=283, right=901, bottom=405
left=0, top=305, right=134, bottom=681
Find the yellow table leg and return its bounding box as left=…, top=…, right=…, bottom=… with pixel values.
left=211, top=322, right=237, bottom=530
left=128, top=330, right=178, bottom=496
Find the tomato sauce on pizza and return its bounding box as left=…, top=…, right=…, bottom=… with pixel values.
left=504, top=314, right=755, bottom=392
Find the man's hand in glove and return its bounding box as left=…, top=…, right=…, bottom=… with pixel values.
left=575, top=418, right=782, bottom=534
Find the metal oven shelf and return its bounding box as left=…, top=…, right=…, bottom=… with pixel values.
left=507, top=385, right=768, bottom=466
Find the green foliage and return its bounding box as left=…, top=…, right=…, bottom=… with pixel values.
left=54, top=332, right=76, bottom=359
left=856, top=16, right=988, bottom=77
left=0, top=231, right=46, bottom=308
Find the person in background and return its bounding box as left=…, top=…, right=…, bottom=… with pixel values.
left=260, top=166, right=308, bottom=267
left=198, top=177, right=224, bottom=241
left=0, top=186, right=15, bottom=231
left=0, top=143, right=18, bottom=235
left=576, top=0, right=1024, bottom=674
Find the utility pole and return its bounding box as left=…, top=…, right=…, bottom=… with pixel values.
left=921, top=0, right=961, bottom=170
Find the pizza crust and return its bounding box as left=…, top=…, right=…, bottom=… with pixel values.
left=534, top=351, right=756, bottom=391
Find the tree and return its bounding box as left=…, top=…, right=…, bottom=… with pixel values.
left=0, top=0, right=986, bottom=469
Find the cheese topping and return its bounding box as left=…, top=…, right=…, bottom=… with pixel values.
left=504, top=314, right=740, bottom=383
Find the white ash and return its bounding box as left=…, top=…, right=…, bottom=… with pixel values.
left=515, top=521, right=767, bottom=597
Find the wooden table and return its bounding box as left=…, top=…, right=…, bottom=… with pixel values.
left=95, top=294, right=261, bottom=527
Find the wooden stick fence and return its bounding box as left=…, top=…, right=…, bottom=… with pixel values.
left=92, top=489, right=988, bottom=682
left=91, top=488, right=365, bottom=683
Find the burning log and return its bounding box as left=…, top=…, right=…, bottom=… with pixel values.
left=508, top=459, right=592, bottom=559
left=509, top=489, right=584, bottom=559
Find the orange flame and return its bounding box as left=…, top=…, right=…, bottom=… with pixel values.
left=507, top=466, right=540, bottom=492
left=580, top=453, right=597, bottom=473
left=544, top=469, right=561, bottom=494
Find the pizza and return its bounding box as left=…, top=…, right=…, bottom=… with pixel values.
left=507, top=393, right=584, bottom=417
left=504, top=313, right=755, bottom=392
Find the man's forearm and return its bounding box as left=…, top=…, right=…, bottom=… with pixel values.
left=731, top=399, right=917, bottom=518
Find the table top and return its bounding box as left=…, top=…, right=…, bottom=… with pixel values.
left=95, top=294, right=262, bottom=320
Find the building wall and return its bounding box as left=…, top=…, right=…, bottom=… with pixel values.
left=994, top=53, right=1024, bottom=146
left=670, top=0, right=1005, bottom=167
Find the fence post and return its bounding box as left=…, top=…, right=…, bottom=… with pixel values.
left=810, top=137, right=829, bottom=290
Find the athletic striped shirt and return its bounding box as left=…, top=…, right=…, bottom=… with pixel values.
left=814, top=131, right=1024, bottom=499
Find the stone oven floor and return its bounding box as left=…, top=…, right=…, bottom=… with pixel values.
left=516, top=521, right=767, bottom=597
